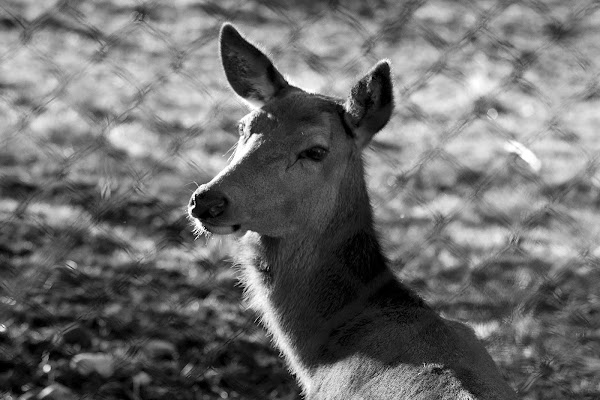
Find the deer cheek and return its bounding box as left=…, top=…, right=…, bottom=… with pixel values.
left=283, top=198, right=297, bottom=217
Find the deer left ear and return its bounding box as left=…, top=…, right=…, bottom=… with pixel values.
left=344, top=60, right=394, bottom=148
left=220, top=23, right=289, bottom=108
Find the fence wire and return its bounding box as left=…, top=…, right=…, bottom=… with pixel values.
left=1, top=0, right=599, bottom=399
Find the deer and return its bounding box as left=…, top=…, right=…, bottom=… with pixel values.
left=188, top=23, right=518, bottom=400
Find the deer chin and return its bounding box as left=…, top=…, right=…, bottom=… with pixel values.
left=201, top=221, right=241, bottom=235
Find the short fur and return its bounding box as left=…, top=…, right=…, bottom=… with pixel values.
left=189, top=23, right=518, bottom=400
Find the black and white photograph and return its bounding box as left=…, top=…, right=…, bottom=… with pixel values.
left=1, top=0, right=599, bottom=399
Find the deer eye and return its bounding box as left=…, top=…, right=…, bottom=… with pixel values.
left=299, top=146, right=329, bottom=162
left=237, top=122, right=245, bottom=136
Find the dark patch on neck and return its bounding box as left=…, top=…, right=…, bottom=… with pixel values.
left=256, top=253, right=273, bottom=285
left=335, top=229, right=386, bottom=282
left=336, top=229, right=426, bottom=307
left=241, top=234, right=275, bottom=286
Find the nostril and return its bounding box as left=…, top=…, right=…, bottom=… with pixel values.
left=189, top=190, right=229, bottom=220
left=208, top=198, right=227, bottom=218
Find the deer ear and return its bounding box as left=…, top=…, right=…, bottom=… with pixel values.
left=344, top=60, right=394, bottom=148
left=220, top=23, right=289, bottom=108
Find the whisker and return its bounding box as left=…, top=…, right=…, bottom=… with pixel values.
left=225, top=141, right=238, bottom=162
left=185, top=181, right=201, bottom=190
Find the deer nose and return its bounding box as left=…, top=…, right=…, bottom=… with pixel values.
left=189, top=189, right=228, bottom=220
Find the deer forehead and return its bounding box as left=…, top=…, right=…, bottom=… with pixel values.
left=242, top=92, right=345, bottom=143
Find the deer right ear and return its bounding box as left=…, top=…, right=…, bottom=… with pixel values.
left=344, top=60, right=394, bottom=149
left=220, top=23, right=289, bottom=108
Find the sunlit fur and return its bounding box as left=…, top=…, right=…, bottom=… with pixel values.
left=190, top=23, right=518, bottom=400
left=190, top=216, right=209, bottom=239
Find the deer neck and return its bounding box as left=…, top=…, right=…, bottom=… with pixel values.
left=237, top=167, right=418, bottom=383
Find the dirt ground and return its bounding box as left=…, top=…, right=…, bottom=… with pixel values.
left=1, top=0, right=599, bottom=399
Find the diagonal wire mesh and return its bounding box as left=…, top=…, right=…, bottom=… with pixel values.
left=1, top=0, right=599, bottom=399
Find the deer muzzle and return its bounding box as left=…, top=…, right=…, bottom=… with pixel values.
left=189, top=186, right=240, bottom=234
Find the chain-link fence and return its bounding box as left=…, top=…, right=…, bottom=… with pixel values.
left=1, top=0, right=599, bottom=399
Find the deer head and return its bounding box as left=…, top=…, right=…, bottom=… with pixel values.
left=188, top=23, right=393, bottom=238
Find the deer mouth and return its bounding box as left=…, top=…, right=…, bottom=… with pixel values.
left=201, top=221, right=241, bottom=235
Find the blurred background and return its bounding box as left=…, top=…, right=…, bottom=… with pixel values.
left=1, top=0, right=599, bottom=399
